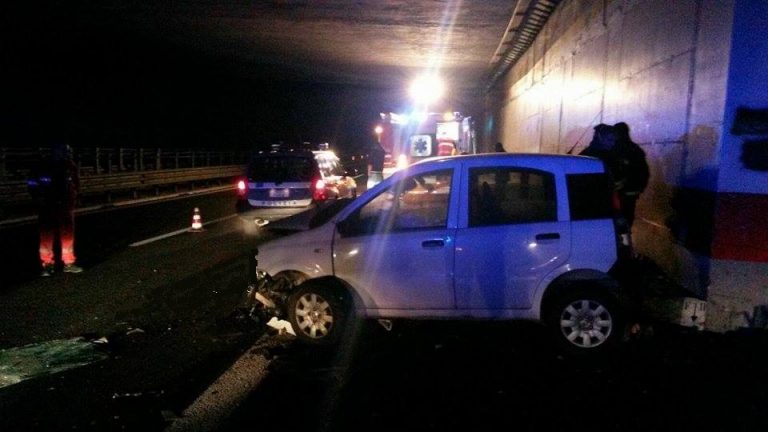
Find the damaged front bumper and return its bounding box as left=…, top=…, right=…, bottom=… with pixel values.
left=241, top=269, right=292, bottom=323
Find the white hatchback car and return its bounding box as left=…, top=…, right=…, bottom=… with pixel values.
left=246, top=153, right=631, bottom=352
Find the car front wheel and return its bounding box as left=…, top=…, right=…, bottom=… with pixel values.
left=547, top=288, right=621, bottom=353
left=287, top=282, right=348, bottom=345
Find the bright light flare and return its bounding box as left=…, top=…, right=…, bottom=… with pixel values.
left=410, top=75, right=444, bottom=105
left=396, top=154, right=409, bottom=170
left=374, top=125, right=383, bottom=135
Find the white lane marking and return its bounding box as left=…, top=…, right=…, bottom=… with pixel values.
left=0, top=186, right=235, bottom=228
left=165, top=337, right=280, bottom=432
left=129, top=214, right=237, bottom=247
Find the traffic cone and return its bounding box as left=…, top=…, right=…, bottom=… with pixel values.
left=190, top=207, right=203, bottom=231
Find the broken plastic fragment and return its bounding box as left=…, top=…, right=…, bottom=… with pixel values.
left=266, top=317, right=295, bottom=336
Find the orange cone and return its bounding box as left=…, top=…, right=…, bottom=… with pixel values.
left=191, top=207, right=203, bottom=231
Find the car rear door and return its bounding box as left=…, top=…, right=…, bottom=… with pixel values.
left=246, top=154, right=316, bottom=207
left=454, top=161, right=571, bottom=311
left=332, top=167, right=458, bottom=311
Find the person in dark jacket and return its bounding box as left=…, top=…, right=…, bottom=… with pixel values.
left=612, top=122, right=650, bottom=228
left=28, top=142, right=83, bottom=276
left=580, top=124, right=622, bottom=184
left=367, top=140, right=386, bottom=189
left=580, top=123, right=617, bottom=160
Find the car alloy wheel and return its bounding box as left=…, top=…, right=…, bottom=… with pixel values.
left=293, top=292, right=335, bottom=339
left=559, top=299, right=614, bottom=349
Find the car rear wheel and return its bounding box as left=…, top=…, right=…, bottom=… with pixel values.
left=546, top=288, right=621, bottom=353
left=287, top=282, right=348, bottom=345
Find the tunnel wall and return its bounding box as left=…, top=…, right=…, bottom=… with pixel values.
left=487, top=0, right=768, bottom=331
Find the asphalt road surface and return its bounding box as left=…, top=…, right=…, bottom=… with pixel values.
left=2, top=191, right=768, bottom=431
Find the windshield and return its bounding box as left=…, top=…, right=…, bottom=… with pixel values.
left=315, top=155, right=346, bottom=177
left=247, top=155, right=316, bottom=182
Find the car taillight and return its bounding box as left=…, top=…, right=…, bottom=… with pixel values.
left=611, top=190, right=621, bottom=211
left=237, top=179, right=246, bottom=196
left=313, top=179, right=327, bottom=201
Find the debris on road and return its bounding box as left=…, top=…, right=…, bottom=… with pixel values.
left=126, top=328, right=146, bottom=336
left=266, top=317, right=295, bottom=336
left=0, top=337, right=108, bottom=389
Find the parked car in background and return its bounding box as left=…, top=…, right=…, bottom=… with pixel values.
left=245, top=153, right=632, bottom=354
left=236, top=148, right=358, bottom=212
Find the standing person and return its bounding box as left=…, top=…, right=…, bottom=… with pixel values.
left=580, top=123, right=622, bottom=179
left=613, top=122, right=650, bottom=228
left=28, top=142, right=83, bottom=276
left=580, top=124, right=617, bottom=160
left=580, top=123, right=624, bottom=212
left=367, top=140, right=386, bottom=190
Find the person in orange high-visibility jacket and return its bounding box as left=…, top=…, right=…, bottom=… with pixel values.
left=27, top=142, right=83, bottom=276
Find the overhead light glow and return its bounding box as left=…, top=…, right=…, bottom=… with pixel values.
left=410, top=74, right=444, bottom=105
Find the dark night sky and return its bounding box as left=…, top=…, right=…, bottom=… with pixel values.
left=0, top=3, right=409, bottom=156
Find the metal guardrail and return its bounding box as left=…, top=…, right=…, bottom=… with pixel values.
left=0, top=147, right=248, bottom=210
left=0, top=147, right=248, bottom=181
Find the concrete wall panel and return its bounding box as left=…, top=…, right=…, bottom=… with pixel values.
left=560, top=87, right=603, bottom=154
left=614, top=54, right=692, bottom=145
left=619, top=0, right=697, bottom=79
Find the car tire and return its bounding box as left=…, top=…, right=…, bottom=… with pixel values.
left=287, top=281, right=349, bottom=345
left=546, top=287, right=622, bottom=355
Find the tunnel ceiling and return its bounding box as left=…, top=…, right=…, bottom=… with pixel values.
left=65, top=0, right=517, bottom=92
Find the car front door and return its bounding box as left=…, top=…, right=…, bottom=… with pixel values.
left=454, top=165, right=570, bottom=311
left=333, top=168, right=457, bottom=311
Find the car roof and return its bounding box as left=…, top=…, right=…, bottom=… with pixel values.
left=411, top=152, right=606, bottom=174
left=312, top=150, right=339, bottom=159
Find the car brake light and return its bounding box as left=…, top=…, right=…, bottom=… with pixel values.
left=237, top=179, right=246, bottom=195
left=313, top=179, right=327, bottom=201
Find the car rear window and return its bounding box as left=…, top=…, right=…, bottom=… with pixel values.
left=315, top=154, right=345, bottom=177
left=566, top=173, right=614, bottom=220
left=469, top=167, right=557, bottom=226
left=247, top=156, right=316, bottom=182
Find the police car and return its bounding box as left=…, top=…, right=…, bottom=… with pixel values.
left=236, top=145, right=358, bottom=211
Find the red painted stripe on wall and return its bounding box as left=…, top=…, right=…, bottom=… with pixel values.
left=711, top=193, right=768, bottom=262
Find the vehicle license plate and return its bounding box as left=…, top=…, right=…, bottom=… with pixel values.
left=269, top=188, right=290, bottom=198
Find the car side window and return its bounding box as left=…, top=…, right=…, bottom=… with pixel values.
left=343, top=169, right=453, bottom=236
left=468, top=167, right=556, bottom=227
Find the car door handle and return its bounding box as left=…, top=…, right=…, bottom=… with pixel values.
left=422, top=239, right=445, bottom=248
left=535, top=233, right=560, bottom=241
